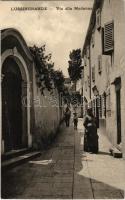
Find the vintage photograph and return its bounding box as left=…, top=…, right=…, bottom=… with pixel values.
left=0, top=0, right=125, bottom=199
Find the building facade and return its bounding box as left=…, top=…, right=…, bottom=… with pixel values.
left=1, top=28, right=63, bottom=154
left=82, top=0, right=125, bottom=158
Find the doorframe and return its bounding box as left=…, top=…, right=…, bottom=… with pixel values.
left=114, top=77, right=121, bottom=144
left=1, top=48, right=32, bottom=153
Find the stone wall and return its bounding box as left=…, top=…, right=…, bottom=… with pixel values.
left=1, top=28, right=64, bottom=153
left=32, top=66, right=63, bottom=150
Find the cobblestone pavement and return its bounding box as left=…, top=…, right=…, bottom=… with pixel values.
left=2, top=119, right=125, bottom=199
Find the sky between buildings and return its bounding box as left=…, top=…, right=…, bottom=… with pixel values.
left=0, top=0, right=94, bottom=77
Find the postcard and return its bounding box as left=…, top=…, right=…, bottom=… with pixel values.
left=1, top=0, right=125, bottom=199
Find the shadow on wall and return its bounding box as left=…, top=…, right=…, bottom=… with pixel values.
left=32, top=120, right=65, bottom=150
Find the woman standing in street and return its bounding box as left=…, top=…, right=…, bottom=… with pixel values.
left=83, top=108, right=99, bottom=153
left=64, top=106, right=71, bottom=127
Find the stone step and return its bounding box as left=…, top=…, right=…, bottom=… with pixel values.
left=1, top=148, right=32, bottom=161
left=2, top=151, right=41, bottom=171
left=109, top=147, right=122, bottom=158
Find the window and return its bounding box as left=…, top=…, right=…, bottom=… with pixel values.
left=91, top=32, right=95, bottom=47
left=96, top=8, right=101, bottom=30
left=92, top=65, right=95, bottom=82
left=92, top=99, right=96, bottom=117
left=104, top=21, right=114, bottom=53
left=85, top=81, right=87, bottom=91
left=98, top=55, right=102, bottom=74
left=96, top=96, right=102, bottom=119
left=102, top=92, right=106, bottom=117
left=88, top=76, right=90, bottom=87
left=84, top=56, right=87, bottom=66
left=86, top=46, right=90, bottom=59
left=99, top=95, right=102, bottom=118
left=106, top=89, right=111, bottom=117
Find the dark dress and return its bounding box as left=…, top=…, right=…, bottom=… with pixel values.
left=64, top=109, right=71, bottom=127
left=83, top=115, right=99, bottom=153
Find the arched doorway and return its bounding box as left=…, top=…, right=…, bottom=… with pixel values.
left=2, top=57, right=27, bottom=152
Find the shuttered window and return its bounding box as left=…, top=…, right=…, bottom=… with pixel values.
left=91, top=32, right=95, bottom=47
left=84, top=55, right=87, bottom=66
left=85, top=81, right=87, bottom=91
left=99, top=95, right=102, bottom=118
left=86, top=46, right=90, bottom=59
left=92, top=99, right=96, bottom=117
left=106, top=89, right=111, bottom=117
left=104, top=21, right=114, bottom=52
left=102, top=92, right=106, bottom=118
left=96, top=8, right=101, bottom=30
left=92, top=65, right=95, bottom=82
left=98, top=55, right=102, bottom=74
left=88, top=76, right=90, bottom=87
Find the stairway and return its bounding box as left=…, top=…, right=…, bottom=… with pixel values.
left=109, top=146, right=122, bottom=158
left=1, top=148, right=41, bottom=171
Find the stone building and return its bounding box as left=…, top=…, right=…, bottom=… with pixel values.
left=1, top=28, right=63, bottom=154
left=82, top=0, right=125, bottom=158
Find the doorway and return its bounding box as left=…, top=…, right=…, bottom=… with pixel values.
left=2, top=57, right=23, bottom=152
left=115, top=77, right=121, bottom=144
left=116, top=89, right=121, bottom=144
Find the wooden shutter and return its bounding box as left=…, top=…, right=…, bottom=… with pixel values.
left=104, top=21, right=114, bottom=53
left=99, top=95, right=102, bottom=118
left=102, top=92, right=106, bottom=118
left=91, top=32, right=95, bottom=47
left=92, top=99, right=96, bottom=117
left=92, top=65, right=95, bottom=82
left=85, top=81, right=87, bottom=91
left=98, top=55, right=102, bottom=74
left=88, top=76, right=90, bottom=87
left=96, top=8, right=101, bottom=30
left=84, top=56, right=87, bottom=66
left=86, top=46, right=90, bottom=59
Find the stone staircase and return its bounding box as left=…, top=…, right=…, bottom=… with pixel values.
left=109, top=146, right=122, bottom=158
left=1, top=148, right=41, bottom=171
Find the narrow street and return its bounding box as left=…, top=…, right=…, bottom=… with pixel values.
left=2, top=119, right=125, bottom=199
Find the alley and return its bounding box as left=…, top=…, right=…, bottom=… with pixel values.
left=2, top=119, right=125, bottom=199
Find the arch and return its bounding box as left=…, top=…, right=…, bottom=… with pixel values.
left=1, top=28, right=33, bottom=62
left=1, top=48, right=32, bottom=153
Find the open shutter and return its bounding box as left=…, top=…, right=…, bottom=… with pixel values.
left=86, top=46, right=90, bottom=59
left=98, top=55, right=102, bottom=74
left=102, top=92, right=106, bottom=118
left=92, top=65, right=95, bottom=82
left=99, top=95, right=102, bottom=118
left=88, top=76, right=90, bottom=87
left=91, top=32, right=95, bottom=47
left=84, top=55, right=87, bottom=66
left=96, top=8, right=101, bottom=30
left=104, top=21, right=114, bottom=53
